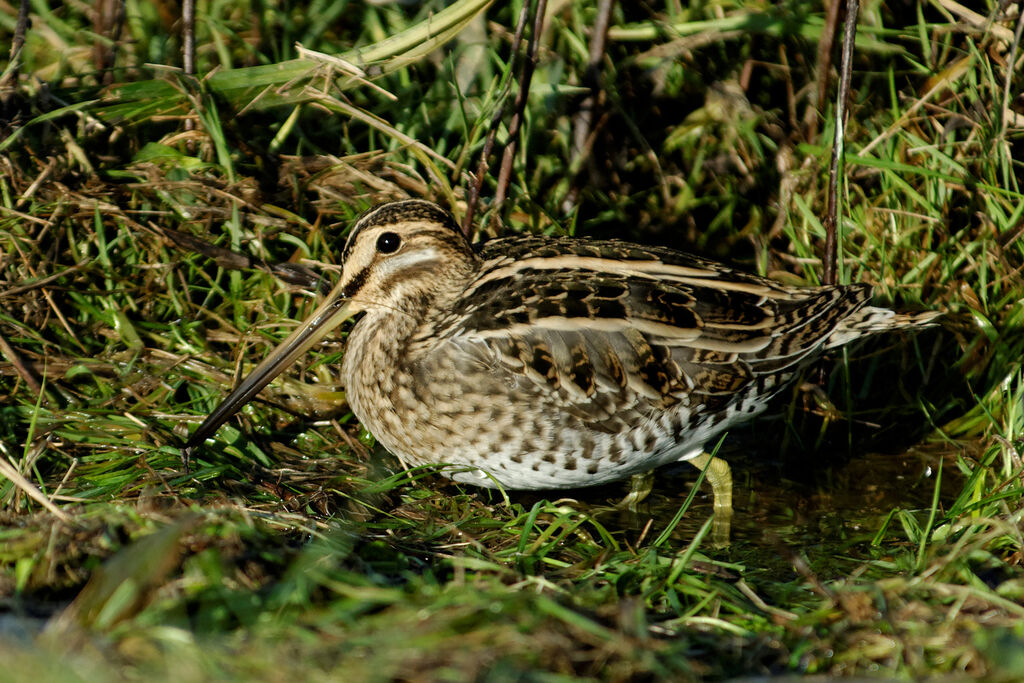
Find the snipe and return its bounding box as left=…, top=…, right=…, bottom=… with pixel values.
left=183, top=200, right=938, bottom=534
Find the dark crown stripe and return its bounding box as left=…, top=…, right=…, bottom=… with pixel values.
left=343, top=200, right=463, bottom=264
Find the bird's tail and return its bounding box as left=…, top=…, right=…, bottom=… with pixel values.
left=826, top=307, right=941, bottom=349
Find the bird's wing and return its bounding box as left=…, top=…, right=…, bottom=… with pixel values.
left=424, top=237, right=870, bottom=425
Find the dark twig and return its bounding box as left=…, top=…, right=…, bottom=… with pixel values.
left=805, top=0, right=842, bottom=142
left=822, top=0, right=859, bottom=286
left=93, top=0, right=126, bottom=84
left=0, top=330, right=44, bottom=398
left=564, top=0, right=615, bottom=211
left=492, top=0, right=547, bottom=224
left=462, top=1, right=535, bottom=236
left=0, top=0, right=31, bottom=99
left=183, top=0, right=197, bottom=134
left=183, top=0, right=196, bottom=77
left=999, top=4, right=1024, bottom=141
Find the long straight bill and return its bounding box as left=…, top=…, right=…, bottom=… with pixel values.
left=182, top=283, right=356, bottom=459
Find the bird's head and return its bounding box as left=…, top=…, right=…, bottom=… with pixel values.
left=182, top=199, right=474, bottom=454
left=337, top=199, right=477, bottom=317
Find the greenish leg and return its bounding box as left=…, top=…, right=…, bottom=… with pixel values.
left=688, top=452, right=733, bottom=513
left=617, top=471, right=655, bottom=512
left=689, top=452, right=733, bottom=546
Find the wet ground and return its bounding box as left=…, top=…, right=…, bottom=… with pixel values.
left=506, top=435, right=962, bottom=576
left=681, top=444, right=959, bottom=574
left=0, top=438, right=965, bottom=650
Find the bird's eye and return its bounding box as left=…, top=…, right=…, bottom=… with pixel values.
left=376, top=232, right=401, bottom=254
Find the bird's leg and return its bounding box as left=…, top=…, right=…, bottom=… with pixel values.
left=617, top=471, right=655, bottom=512
left=277, top=377, right=346, bottom=417
left=689, top=452, right=733, bottom=546
left=689, top=452, right=733, bottom=512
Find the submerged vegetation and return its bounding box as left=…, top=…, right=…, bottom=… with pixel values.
left=1, top=0, right=1023, bottom=679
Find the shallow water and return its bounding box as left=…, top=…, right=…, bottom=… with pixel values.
left=505, top=436, right=961, bottom=573
left=650, top=442, right=958, bottom=562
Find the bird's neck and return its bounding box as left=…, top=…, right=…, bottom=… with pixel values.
left=341, top=266, right=475, bottom=389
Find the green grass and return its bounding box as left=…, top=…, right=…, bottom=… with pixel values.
left=1, top=0, right=1023, bottom=679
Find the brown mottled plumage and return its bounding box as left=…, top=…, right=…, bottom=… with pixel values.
left=183, top=200, right=939, bottom=523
